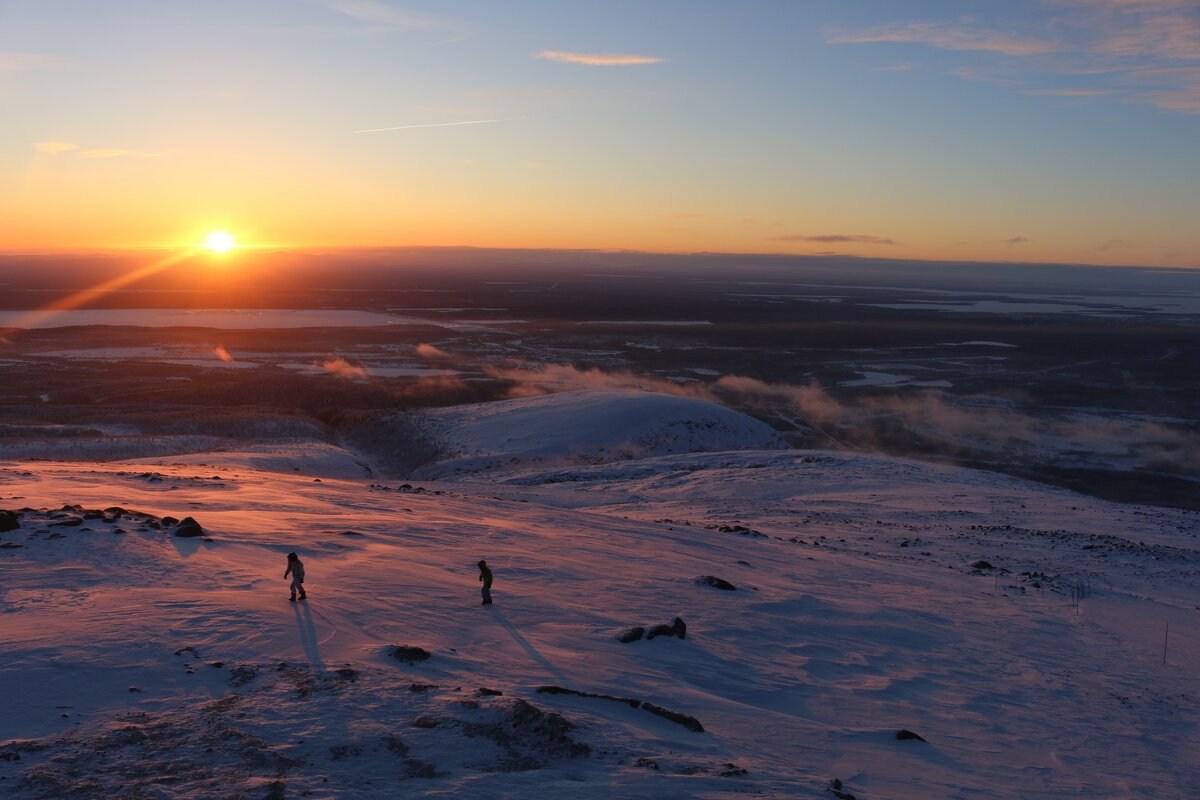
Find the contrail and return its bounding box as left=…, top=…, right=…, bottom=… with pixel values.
left=354, top=118, right=517, bottom=134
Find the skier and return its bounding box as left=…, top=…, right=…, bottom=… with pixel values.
left=477, top=559, right=493, bottom=605
left=285, top=552, right=307, bottom=602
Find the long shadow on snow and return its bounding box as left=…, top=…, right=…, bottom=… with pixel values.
left=488, top=607, right=568, bottom=684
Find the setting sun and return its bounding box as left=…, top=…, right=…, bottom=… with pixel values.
left=203, top=231, right=235, bottom=253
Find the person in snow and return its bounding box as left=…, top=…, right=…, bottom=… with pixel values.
left=477, top=559, right=493, bottom=605
left=285, top=552, right=307, bottom=601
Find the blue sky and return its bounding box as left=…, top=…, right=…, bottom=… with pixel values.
left=2, top=0, right=1197, bottom=266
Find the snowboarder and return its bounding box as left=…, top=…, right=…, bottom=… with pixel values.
left=477, top=559, right=493, bottom=605
left=285, top=552, right=307, bottom=601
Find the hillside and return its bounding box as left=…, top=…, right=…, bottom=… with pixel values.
left=2, top=439, right=1197, bottom=798
left=409, top=389, right=788, bottom=478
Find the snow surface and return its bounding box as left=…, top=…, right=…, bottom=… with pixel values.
left=1, top=393, right=1199, bottom=799
left=411, top=389, right=787, bottom=479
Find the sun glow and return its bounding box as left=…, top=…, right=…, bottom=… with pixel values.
left=204, top=230, right=236, bottom=253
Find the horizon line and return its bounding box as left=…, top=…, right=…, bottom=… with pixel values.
left=0, top=244, right=1194, bottom=272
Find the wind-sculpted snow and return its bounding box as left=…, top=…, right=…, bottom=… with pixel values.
left=1, top=447, right=1198, bottom=798
left=411, top=389, right=787, bottom=479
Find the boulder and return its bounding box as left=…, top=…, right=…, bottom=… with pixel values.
left=617, top=626, right=645, bottom=643
left=0, top=511, right=19, bottom=533
left=697, top=575, right=737, bottom=591
left=173, top=517, right=204, bottom=537
left=391, top=645, right=431, bottom=663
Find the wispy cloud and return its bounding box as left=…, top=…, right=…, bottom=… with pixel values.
left=535, top=50, right=665, bottom=66
left=79, top=149, right=169, bottom=159
left=35, top=142, right=168, bottom=159
left=355, top=118, right=513, bottom=133
left=829, top=3, right=1200, bottom=113
left=1001, top=236, right=1030, bottom=245
left=1144, top=83, right=1200, bottom=111
left=34, top=141, right=79, bottom=154
left=1, top=52, right=57, bottom=92
left=321, top=0, right=438, bottom=29
left=1022, top=87, right=1118, bottom=95
left=0, top=52, right=56, bottom=76
left=826, top=22, right=1058, bottom=57
left=772, top=234, right=899, bottom=245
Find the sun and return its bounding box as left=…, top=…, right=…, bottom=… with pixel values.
left=203, top=230, right=236, bottom=253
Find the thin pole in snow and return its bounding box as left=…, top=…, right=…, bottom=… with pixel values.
left=1163, top=623, right=1169, bottom=665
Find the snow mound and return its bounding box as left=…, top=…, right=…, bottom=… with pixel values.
left=414, top=389, right=786, bottom=478
left=120, top=442, right=372, bottom=480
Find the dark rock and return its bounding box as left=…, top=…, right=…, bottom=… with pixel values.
left=52, top=517, right=83, bottom=527
left=718, top=763, right=748, bottom=777
left=645, top=623, right=677, bottom=640
left=336, top=530, right=364, bottom=537
left=0, top=510, right=23, bottom=533
left=228, top=665, right=259, bottom=686
left=617, top=626, right=645, bottom=643
left=506, top=699, right=590, bottom=758
left=161, top=516, right=180, bottom=526
left=896, top=729, right=927, bottom=742
left=391, top=645, right=431, bottom=663
left=128, top=686, right=141, bottom=693
left=333, top=668, right=359, bottom=681
left=404, top=758, right=442, bottom=778
left=173, top=517, right=204, bottom=537
left=635, top=757, right=660, bottom=770
left=412, top=716, right=439, bottom=728
left=971, top=560, right=994, bottom=570
left=641, top=702, right=705, bottom=732
left=409, top=682, right=438, bottom=692
left=635, top=614, right=685, bottom=641
left=208, top=661, right=225, bottom=668
left=697, top=575, right=736, bottom=591
left=0, top=542, right=23, bottom=549
left=477, top=687, right=504, bottom=696
left=537, top=685, right=641, bottom=709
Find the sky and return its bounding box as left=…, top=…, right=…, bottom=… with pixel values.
left=1, top=0, right=1198, bottom=267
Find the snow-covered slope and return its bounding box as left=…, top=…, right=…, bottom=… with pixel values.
left=2, top=447, right=1197, bottom=799
left=412, top=389, right=787, bottom=478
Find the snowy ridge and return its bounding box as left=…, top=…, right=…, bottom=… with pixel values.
left=2, top=442, right=1198, bottom=798
left=411, top=389, right=787, bottom=479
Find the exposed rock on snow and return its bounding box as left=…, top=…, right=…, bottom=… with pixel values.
left=616, top=626, right=644, bottom=643
left=535, top=686, right=705, bottom=732
left=173, top=516, right=204, bottom=537
left=391, top=645, right=432, bottom=664
left=696, top=575, right=737, bottom=591
left=645, top=617, right=687, bottom=640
